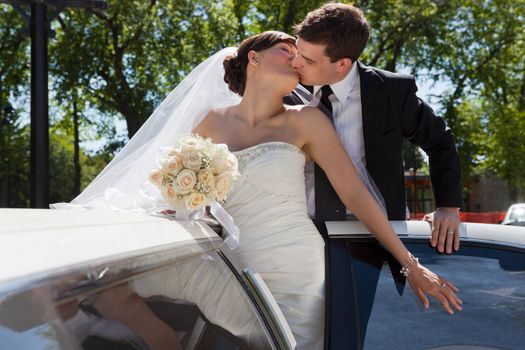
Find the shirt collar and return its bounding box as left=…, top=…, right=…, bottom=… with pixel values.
left=313, top=62, right=359, bottom=102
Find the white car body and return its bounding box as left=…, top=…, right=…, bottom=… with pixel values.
left=0, top=209, right=219, bottom=286
left=1, top=209, right=524, bottom=350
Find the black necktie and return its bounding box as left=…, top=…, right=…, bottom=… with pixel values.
left=314, top=85, right=346, bottom=227
left=319, top=85, right=334, bottom=116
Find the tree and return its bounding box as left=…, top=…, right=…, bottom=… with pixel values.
left=50, top=0, right=242, bottom=140
left=357, top=0, right=525, bottom=193
left=419, top=0, right=524, bottom=184
left=1, top=0, right=524, bottom=206
left=0, top=6, right=30, bottom=207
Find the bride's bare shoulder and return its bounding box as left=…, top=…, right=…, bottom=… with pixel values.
left=193, top=106, right=235, bottom=136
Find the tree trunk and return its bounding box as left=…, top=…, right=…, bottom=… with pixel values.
left=385, top=40, right=402, bottom=72
left=282, top=0, right=298, bottom=33
left=233, top=0, right=246, bottom=40
left=519, top=68, right=525, bottom=111
left=118, top=99, right=141, bottom=139
left=72, top=94, right=81, bottom=196
left=0, top=175, right=7, bottom=208
left=0, top=76, right=6, bottom=207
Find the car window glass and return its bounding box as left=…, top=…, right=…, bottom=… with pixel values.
left=509, top=207, right=525, bottom=221
left=363, top=248, right=525, bottom=350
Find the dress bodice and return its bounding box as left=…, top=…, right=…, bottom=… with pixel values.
left=222, top=142, right=308, bottom=222
left=234, top=141, right=305, bottom=171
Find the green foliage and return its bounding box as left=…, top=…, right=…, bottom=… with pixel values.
left=49, top=0, right=243, bottom=139
left=482, top=104, right=525, bottom=199
left=0, top=6, right=30, bottom=207
left=0, top=0, right=524, bottom=206
left=402, top=139, right=426, bottom=173
left=0, top=107, right=30, bottom=207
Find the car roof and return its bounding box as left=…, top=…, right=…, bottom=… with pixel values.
left=0, top=209, right=220, bottom=285
left=326, top=220, right=525, bottom=249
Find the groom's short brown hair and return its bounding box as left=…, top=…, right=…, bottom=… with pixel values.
left=294, top=2, right=370, bottom=63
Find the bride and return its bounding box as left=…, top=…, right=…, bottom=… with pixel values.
left=64, top=31, right=462, bottom=349
left=191, top=30, right=463, bottom=349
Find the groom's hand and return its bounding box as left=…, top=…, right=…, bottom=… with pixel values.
left=423, top=208, right=461, bottom=254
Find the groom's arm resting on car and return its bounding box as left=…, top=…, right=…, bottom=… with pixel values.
left=401, top=77, right=463, bottom=254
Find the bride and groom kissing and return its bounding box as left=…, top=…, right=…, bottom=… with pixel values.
left=68, top=3, right=464, bottom=349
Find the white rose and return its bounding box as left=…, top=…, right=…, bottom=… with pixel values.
left=166, top=147, right=179, bottom=157
left=215, top=173, right=233, bottom=201
left=211, top=155, right=231, bottom=174
left=162, top=185, right=184, bottom=208
left=185, top=192, right=208, bottom=210
left=198, top=168, right=214, bottom=186
left=161, top=154, right=183, bottom=176
left=181, top=138, right=206, bottom=153
left=182, top=151, right=203, bottom=171
left=148, top=169, right=163, bottom=187
left=175, top=169, right=197, bottom=192
left=226, top=153, right=238, bottom=172
left=215, top=143, right=229, bottom=152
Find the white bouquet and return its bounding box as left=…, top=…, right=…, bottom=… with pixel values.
left=148, top=134, right=238, bottom=211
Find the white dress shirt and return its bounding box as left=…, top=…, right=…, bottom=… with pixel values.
left=306, top=63, right=366, bottom=218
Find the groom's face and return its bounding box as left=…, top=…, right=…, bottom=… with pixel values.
left=292, top=38, right=342, bottom=86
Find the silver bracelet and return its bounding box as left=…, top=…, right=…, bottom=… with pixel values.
left=400, top=254, right=419, bottom=277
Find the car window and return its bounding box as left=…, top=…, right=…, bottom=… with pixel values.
left=0, top=250, right=275, bottom=350
left=363, top=242, right=525, bottom=350
left=509, top=207, right=525, bottom=222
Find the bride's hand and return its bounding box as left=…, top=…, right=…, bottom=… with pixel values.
left=407, top=263, right=463, bottom=314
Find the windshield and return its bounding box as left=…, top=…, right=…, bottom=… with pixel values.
left=509, top=207, right=525, bottom=222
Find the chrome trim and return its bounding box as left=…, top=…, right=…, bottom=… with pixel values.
left=216, top=250, right=280, bottom=350
left=330, top=234, right=525, bottom=252
left=241, top=268, right=296, bottom=350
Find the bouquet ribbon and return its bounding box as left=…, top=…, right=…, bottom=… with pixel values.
left=210, top=202, right=240, bottom=250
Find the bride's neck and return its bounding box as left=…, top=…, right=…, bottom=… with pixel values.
left=237, top=83, right=285, bottom=127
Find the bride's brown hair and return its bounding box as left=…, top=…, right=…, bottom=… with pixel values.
left=223, top=31, right=296, bottom=96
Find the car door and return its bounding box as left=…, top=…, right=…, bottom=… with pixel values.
left=326, top=221, right=525, bottom=350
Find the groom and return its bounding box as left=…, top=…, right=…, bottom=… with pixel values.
left=285, top=3, right=463, bottom=348
left=286, top=3, right=463, bottom=251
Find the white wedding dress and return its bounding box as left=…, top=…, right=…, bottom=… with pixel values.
left=130, top=141, right=325, bottom=350
left=225, top=141, right=325, bottom=349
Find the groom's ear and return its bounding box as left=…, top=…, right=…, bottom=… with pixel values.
left=336, top=58, right=353, bottom=73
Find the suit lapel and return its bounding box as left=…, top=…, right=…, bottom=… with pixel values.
left=358, top=61, right=387, bottom=174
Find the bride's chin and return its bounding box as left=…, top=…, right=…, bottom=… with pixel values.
left=283, top=84, right=300, bottom=97
left=284, top=74, right=300, bottom=88
left=289, top=78, right=300, bottom=90
left=271, top=73, right=299, bottom=96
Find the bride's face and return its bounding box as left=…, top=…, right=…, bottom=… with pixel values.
left=251, top=43, right=299, bottom=93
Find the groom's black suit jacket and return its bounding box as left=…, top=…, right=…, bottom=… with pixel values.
left=286, top=61, right=463, bottom=220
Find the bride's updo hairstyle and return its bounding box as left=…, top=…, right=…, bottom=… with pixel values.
left=223, top=31, right=296, bottom=96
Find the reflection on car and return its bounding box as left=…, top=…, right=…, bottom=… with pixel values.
left=0, top=209, right=291, bottom=350
left=501, top=203, right=525, bottom=227
left=1, top=209, right=524, bottom=350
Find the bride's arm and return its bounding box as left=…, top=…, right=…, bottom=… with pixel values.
left=296, top=107, right=462, bottom=314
